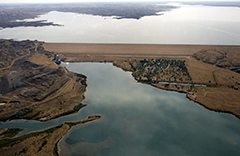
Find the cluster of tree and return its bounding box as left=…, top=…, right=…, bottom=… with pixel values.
left=129, top=58, right=191, bottom=82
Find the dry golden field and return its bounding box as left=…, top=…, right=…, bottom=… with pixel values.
left=43, top=43, right=236, bottom=57
left=43, top=43, right=240, bottom=119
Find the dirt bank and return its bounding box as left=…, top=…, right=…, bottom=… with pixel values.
left=0, top=115, right=101, bottom=156
left=0, top=40, right=87, bottom=121
left=43, top=43, right=240, bottom=119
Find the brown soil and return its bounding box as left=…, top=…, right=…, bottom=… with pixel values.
left=43, top=43, right=240, bottom=119
left=0, top=115, right=101, bottom=156
left=152, top=82, right=240, bottom=119
left=193, top=47, right=240, bottom=73
left=43, top=43, right=236, bottom=57
left=187, top=86, right=240, bottom=119
left=1, top=41, right=240, bottom=155
left=152, top=83, right=193, bottom=93
left=0, top=40, right=87, bottom=121
left=185, top=59, right=218, bottom=85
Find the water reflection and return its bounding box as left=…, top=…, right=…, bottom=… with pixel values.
left=0, top=62, right=239, bottom=155
left=59, top=63, right=240, bottom=156
left=1, top=5, right=240, bottom=45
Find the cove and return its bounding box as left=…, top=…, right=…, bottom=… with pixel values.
left=58, top=62, right=240, bottom=156
left=0, top=62, right=240, bottom=155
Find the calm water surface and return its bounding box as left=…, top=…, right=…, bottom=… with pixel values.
left=0, top=3, right=240, bottom=156
left=58, top=62, right=240, bottom=156
left=0, top=63, right=239, bottom=155
left=1, top=4, right=240, bottom=45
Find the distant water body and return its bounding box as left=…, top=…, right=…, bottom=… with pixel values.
left=1, top=4, right=240, bottom=45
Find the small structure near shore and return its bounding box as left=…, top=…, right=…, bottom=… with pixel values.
left=52, top=54, right=61, bottom=65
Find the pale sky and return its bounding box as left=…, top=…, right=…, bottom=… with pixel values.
left=1, top=0, right=240, bottom=4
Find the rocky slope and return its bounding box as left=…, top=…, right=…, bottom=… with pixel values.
left=0, top=39, right=87, bottom=121
left=193, top=47, right=240, bottom=73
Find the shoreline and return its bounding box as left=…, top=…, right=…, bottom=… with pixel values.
left=150, top=83, right=240, bottom=120
left=0, top=115, right=101, bottom=156
left=1, top=40, right=240, bottom=155
left=0, top=40, right=89, bottom=122
left=42, top=42, right=240, bottom=121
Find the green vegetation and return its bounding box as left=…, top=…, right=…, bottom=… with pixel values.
left=51, top=103, right=87, bottom=120
left=0, top=116, right=101, bottom=155
left=212, top=71, right=218, bottom=85
left=13, top=147, right=28, bottom=156
left=128, top=58, right=191, bottom=83
left=38, top=139, right=47, bottom=151
left=54, top=140, right=60, bottom=156
left=81, top=79, right=87, bottom=86
left=0, top=128, right=24, bottom=138
left=65, top=115, right=101, bottom=128
left=76, top=73, right=87, bottom=86
left=164, top=84, right=169, bottom=88
left=0, top=125, right=63, bottom=149
left=76, top=73, right=87, bottom=79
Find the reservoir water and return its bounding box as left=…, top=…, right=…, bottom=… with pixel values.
left=0, top=62, right=240, bottom=155
left=0, top=3, right=240, bottom=156
left=59, top=63, right=240, bottom=156
left=1, top=4, right=240, bottom=45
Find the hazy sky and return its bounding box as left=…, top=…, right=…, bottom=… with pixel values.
left=1, top=0, right=240, bottom=3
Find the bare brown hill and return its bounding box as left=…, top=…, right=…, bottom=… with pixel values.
left=0, top=40, right=87, bottom=121
left=193, top=47, right=240, bottom=73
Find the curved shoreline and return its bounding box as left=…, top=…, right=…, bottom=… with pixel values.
left=0, top=40, right=88, bottom=122
left=0, top=115, right=101, bottom=156
left=187, top=97, right=240, bottom=119
left=43, top=42, right=240, bottom=121
left=111, top=57, right=240, bottom=121
left=1, top=40, right=240, bottom=155
left=150, top=83, right=240, bottom=120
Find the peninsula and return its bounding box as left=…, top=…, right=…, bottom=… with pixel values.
left=0, top=40, right=240, bottom=155
left=0, top=39, right=95, bottom=155
left=0, top=39, right=87, bottom=121
left=43, top=43, right=240, bottom=119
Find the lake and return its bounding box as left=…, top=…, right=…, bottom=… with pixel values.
left=1, top=62, right=240, bottom=155
left=58, top=62, right=240, bottom=156
left=1, top=4, right=240, bottom=45
left=1, top=3, right=240, bottom=156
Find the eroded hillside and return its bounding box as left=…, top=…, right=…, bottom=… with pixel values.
left=193, top=47, right=240, bottom=73
left=0, top=40, right=87, bottom=121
